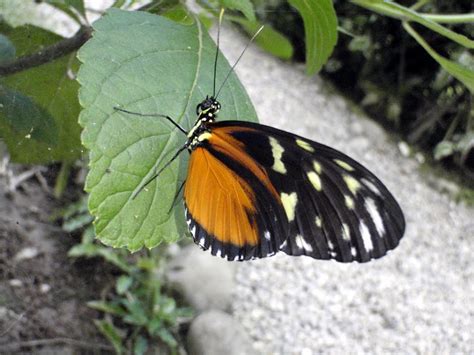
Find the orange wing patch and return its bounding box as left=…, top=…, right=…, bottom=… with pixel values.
left=184, top=146, right=260, bottom=247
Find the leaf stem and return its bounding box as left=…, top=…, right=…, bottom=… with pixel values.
left=422, top=13, right=474, bottom=24
left=0, top=26, right=92, bottom=76
left=54, top=161, right=72, bottom=199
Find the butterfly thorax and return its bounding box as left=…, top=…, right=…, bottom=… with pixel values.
left=187, top=96, right=221, bottom=150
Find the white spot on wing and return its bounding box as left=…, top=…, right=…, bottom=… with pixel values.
left=190, top=226, right=196, bottom=236
left=264, top=230, right=271, bottom=241
left=215, top=249, right=222, bottom=257
left=327, top=240, right=334, bottom=250
left=365, top=198, right=385, bottom=236
left=270, top=137, right=287, bottom=174
left=307, top=171, right=322, bottom=191
left=280, top=192, right=298, bottom=221
left=362, top=178, right=381, bottom=196
left=359, top=221, right=373, bottom=252
left=351, top=247, right=357, bottom=257
left=295, top=234, right=313, bottom=253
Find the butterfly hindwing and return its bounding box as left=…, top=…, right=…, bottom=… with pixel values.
left=206, top=121, right=405, bottom=262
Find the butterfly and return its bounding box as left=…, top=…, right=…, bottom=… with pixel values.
left=117, top=13, right=405, bottom=263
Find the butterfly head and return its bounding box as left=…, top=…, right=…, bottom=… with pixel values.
left=196, top=96, right=221, bottom=122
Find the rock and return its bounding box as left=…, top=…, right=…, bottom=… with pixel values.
left=186, top=310, right=255, bottom=355
left=165, top=244, right=235, bottom=312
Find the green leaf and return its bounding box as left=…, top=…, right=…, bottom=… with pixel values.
left=227, top=16, right=293, bottom=59
left=162, top=4, right=195, bottom=25
left=351, top=0, right=474, bottom=49
left=116, top=275, right=134, bottom=294
left=0, top=24, right=82, bottom=164
left=156, top=327, right=177, bottom=348
left=219, top=0, right=256, bottom=22
left=94, top=319, right=124, bottom=354
left=133, top=336, right=148, bottom=355
left=77, top=9, right=257, bottom=251
left=403, top=22, right=474, bottom=93
left=88, top=300, right=127, bottom=316
left=434, top=140, right=454, bottom=160
left=289, top=0, right=338, bottom=74
left=0, top=34, right=15, bottom=64
left=44, top=0, right=86, bottom=23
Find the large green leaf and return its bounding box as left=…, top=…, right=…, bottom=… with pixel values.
left=289, top=0, right=338, bottom=74
left=77, top=9, right=257, bottom=251
left=219, top=0, right=256, bottom=22
left=0, top=24, right=82, bottom=163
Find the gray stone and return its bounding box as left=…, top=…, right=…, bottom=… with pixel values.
left=165, top=244, right=235, bottom=312
left=186, top=310, right=256, bottom=355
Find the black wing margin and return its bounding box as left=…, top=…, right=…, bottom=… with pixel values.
left=212, top=121, right=406, bottom=263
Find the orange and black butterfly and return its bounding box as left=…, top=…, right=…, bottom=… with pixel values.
left=117, top=16, right=405, bottom=263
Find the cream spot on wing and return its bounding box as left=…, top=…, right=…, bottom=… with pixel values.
left=365, top=198, right=385, bottom=236
left=312, top=160, right=322, bottom=174
left=197, top=131, right=212, bottom=141
left=307, top=171, right=322, bottom=191
left=359, top=221, right=373, bottom=252
left=335, top=159, right=354, bottom=171
left=280, top=192, right=298, bottom=222
left=296, top=139, right=314, bottom=152
left=342, top=223, right=351, bottom=241
left=295, top=234, right=313, bottom=253
left=327, top=240, right=334, bottom=250
left=345, top=195, right=355, bottom=209
left=344, top=175, right=361, bottom=195
left=315, top=216, right=322, bottom=228
left=270, top=137, right=286, bottom=174
left=351, top=247, right=357, bottom=257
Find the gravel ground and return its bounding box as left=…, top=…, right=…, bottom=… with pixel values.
left=216, top=29, right=473, bottom=354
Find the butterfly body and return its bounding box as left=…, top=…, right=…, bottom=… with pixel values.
left=182, top=96, right=405, bottom=262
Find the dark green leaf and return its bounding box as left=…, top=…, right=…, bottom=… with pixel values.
left=0, top=34, right=15, bottom=64
left=77, top=9, right=257, bottom=251
left=289, top=0, right=338, bottom=74
left=0, top=24, right=82, bottom=164
left=0, top=86, right=58, bottom=145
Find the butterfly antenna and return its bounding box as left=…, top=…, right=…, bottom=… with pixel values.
left=215, top=25, right=264, bottom=99
left=131, top=144, right=188, bottom=199
left=213, top=8, right=225, bottom=97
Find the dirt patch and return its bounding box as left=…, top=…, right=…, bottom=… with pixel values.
left=0, top=168, right=113, bottom=353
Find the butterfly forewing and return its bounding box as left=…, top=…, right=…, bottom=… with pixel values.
left=184, top=120, right=405, bottom=262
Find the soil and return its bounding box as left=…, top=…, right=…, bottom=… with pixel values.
left=0, top=166, right=114, bottom=354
